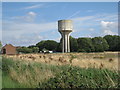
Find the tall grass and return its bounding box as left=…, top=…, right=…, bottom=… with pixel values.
left=2, top=56, right=62, bottom=88
left=2, top=56, right=120, bottom=88
left=39, top=66, right=119, bottom=88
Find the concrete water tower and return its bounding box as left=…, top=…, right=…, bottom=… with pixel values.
left=58, top=20, right=73, bottom=53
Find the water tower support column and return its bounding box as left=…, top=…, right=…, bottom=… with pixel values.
left=67, top=34, right=70, bottom=52
left=58, top=20, right=73, bottom=53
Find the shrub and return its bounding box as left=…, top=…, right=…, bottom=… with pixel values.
left=39, top=66, right=119, bottom=88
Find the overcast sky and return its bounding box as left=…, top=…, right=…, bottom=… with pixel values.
left=2, top=2, right=118, bottom=46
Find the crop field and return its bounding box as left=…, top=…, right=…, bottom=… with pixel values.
left=2, top=52, right=120, bottom=88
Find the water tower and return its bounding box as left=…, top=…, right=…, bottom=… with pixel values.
left=58, top=20, right=73, bottom=53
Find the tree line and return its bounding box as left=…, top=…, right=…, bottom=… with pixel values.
left=16, top=35, right=120, bottom=53
left=0, top=35, right=119, bottom=53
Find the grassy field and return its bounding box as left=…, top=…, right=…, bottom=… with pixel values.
left=5, top=52, right=119, bottom=70
left=2, top=52, right=120, bottom=88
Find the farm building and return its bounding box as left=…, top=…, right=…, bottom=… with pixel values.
left=1, top=44, right=17, bottom=55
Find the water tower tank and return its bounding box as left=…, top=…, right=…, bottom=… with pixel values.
left=58, top=20, right=73, bottom=32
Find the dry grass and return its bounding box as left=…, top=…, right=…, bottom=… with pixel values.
left=9, top=66, right=54, bottom=87
left=4, top=52, right=119, bottom=70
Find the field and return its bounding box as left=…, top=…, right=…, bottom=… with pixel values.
left=4, top=52, right=119, bottom=70
left=2, top=52, right=120, bottom=88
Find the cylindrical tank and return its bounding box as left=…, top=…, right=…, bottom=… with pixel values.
left=58, top=20, right=73, bottom=32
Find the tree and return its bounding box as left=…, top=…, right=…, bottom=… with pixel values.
left=28, top=45, right=39, bottom=53
left=70, top=36, right=78, bottom=52
left=36, top=40, right=58, bottom=52
left=77, top=38, right=94, bottom=52
left=32, top=47, right=39, bottom=53
left=92, top=37, right=109, bottom=52
left=104, top=35, right=120, bottom=51
left=56, top=38, right=62, bottom=52
left=44, top=40, right=58, bottom=51
left=17, top=47, right=32, bottom=53
left=36, top=41, right=46, bottom=51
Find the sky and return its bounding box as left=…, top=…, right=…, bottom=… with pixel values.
left=2, top=2, right=118, bottom=46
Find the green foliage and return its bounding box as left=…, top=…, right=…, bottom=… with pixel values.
left=2, top=57, right=15, bottom=73
left=104, top=35, right=120, bottom=51
left=39, top=66, right=119, bottom=88
left=77, top=38, right=94, bottom=52
left=24, top=35, right=120, bottom=53
left=92, top=37, right=109, bottom=52
left=32, top=47, right=39, bottom=53
left=70, top=36, right=78, bottom=52
left=69, top=54, right=77, bottom=63
left=17, top=46, right=39, bottom=53
left=56, top=42, right=62, bottom=52
left=56, top=38, right=62, bottom=52
left=2, top=73, right=26, bottom=88
left=36, top=40, right=58, bottom=52
left=17, top=47, right=33, bottom=53
left=28, top=45, right=39, bottom=53
left=36, top=40, right=45, bottom=51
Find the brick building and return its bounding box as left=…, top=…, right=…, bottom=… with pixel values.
left=1, top=44, right=17, bottom=55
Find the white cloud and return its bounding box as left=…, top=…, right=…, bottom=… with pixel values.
left=26, top=11, right=37, bottom=22
left=2, top=13, right=118, bottom=46
left=3, top=21, right=57, bottom=34
left=28, top=11, right=36, bottom=16
left=102, top=29, right=117, bottom=35
left=2, top=33, right=44, bottom=46
left=71, top=13, right=117, bottom=32
left=89, top=28, right=95, bottom=31
left=101, top=21, right=115, bottom=28
left=2, top=20, right=57, bottom=46
left=11, top=11, right=37, bottom=22
left=22, top=4, right=44, bottom=10
left=100, top=21, right=118, bottom=35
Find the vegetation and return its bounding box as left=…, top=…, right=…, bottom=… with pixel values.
left=2, top=57, right=56, bottom=88
left=77, top=37, right=94, bottom=52
left=17, top=46, right=39, bottom=53
left=28, top=45, right=39, bottom=53
left=2, top=56, right=119, bottom=88
left=36, top=40, right=58, bottom=52
left=70, top=36, right=78, bottom=52
left=39, top=66, right=119, bottom=88
left=17, top=47, right=33, bottom=53
left=104, top=35, right=120, bottom=51
left=92, top=37, right=109, bottom=52
left=0, top=41, right=2, bottom=51
left=15, top=35, right=120, bottom=53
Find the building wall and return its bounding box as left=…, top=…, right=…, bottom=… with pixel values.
left=2, top=44, right=17, bottom=55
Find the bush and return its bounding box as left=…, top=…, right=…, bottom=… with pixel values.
left=17, top=47, right=33, bottom=53
left=39, top=66, right=119, bottom=88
